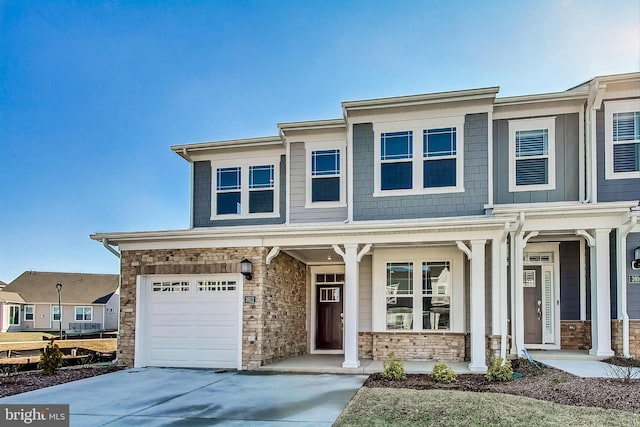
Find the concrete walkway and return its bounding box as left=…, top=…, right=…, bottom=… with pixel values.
left=538, top=359, right=640, bottom=378
left=0, top=368, right=367, bottom=426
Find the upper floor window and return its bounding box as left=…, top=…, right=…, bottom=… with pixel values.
left=508, top=117, right=556, bottom=192
left=212, top=158, right=280, bottom=219
left=605, top=100, right=640, bottom=179
left=311, top=149, right=340, bottom=202
left=305, top=142, right=346, bottom=207
left=374, top=118, right=465, bottom=196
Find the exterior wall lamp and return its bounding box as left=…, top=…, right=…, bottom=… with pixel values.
left=633, top=246, right=640, bottom=270
left=240, top=258, right=253, bottom=280
left=55, top=282, right=63, bottom=338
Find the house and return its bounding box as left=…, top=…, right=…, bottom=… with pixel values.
left=1, top=272, right=120, bottom=334
left=91, top=72, right=640, bottom=372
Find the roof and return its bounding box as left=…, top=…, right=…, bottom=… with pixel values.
left=5, top=272, right=119, bottom=305
left=0, top=291, right=25, bottom=304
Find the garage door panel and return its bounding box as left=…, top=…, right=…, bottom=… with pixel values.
left=142, top=275, right=240, bottom=369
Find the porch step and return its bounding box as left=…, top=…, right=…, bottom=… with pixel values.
left=527, top=350, right=606, bottom=361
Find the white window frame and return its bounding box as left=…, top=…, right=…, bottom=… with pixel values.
left=508, top=117, right=556, bottom=192
left=23, top=305, right=34, bottom=321
left=373, top=117, right=465, bottom=197
left=74, top=306, right=93, bottom=322
left=211, top=156, right=280, bottom=220
left=305, top=141, right=347, bottom=208
left=605, top=99, right=640, bottom=180
left=372, top=247, right=464, bottom=332
left=9, top=305, right=20, bottom=326
left=51, top=305, right=61, bottom=322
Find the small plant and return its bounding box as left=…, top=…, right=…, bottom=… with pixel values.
left=550, top=375, right=568, bottom=386
left=485, top=356, right=513, bottom=382
left=432, top=363, right=456, bottom=383
left=382, top=352, right=406, bottom=381
left=605, top=363, right=640, bottom=384
left=38, top=339, right=63, bottom=375
left=0, top=365, right=18, bottom=377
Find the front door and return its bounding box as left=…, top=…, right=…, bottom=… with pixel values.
left=316, top=285, right=343, bottom=350
left=523, top=267, right=543, bottom=344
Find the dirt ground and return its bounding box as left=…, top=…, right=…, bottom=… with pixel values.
left=366, top=357, right=640, bottom=414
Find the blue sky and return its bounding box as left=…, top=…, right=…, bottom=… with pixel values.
left=1, top=0, right=639, bottom=283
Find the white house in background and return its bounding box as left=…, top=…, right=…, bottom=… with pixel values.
left=92, top=72, right=640, bottom=372
left=1, top=271, right=119, bottom=334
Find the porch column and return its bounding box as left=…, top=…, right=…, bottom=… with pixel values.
left=590, top=228, right=614, bottom=357
left=469, top=239, right=487, bottom=372
left=333, top=243, right=370, bottom=368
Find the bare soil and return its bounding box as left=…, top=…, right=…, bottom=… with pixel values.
left=366, top=358, right=640, bottom=414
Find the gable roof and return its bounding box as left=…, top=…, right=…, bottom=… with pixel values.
left=0, top=291, right=25, bottom=304
left=6, top=272, right=119, bottom=305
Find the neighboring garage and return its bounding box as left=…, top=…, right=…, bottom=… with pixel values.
left=135, top=274, right=243, bottom=369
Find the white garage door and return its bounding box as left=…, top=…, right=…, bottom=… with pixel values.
left=140, top=275, right=241, bottom=369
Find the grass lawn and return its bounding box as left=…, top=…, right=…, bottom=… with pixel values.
left=334, top=388, right=640, bottom=427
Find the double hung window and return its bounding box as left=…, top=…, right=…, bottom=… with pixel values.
left=24, top=305, right=34, bottom=321
left=213, top=158, right=279, bottom=218
left=509, top=117, right=556, bottom=192
left=75, top=306, right=92, bottom=321
left=51, top=305, right=61, bottom=322
left=374, top=118, right=464, bottom=195
left=311, top=149, right=341, bottom=202
left=605, top=100, right=640, bottom=179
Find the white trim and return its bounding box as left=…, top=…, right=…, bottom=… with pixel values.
left=508, top=117, right=556, bottom=192
left=74, top=306, right=93, bottom=322
left=8, top=305, right=20, bottom=326
left=285, top=141, right=291, bottom=224
left=373, top=116, right=465, bottom=197
left=604, top=99, right=640, bottom=180
left=304, top=140, right=347, bottom=208
left=487, top=110, right=494, bottom=206
left=211, top=156, right=281, bottom=220
left=347, top=121, right=354, bottom=223
left=23, top=305, right=34, bottom=322
left=578, top=108, right=585, bottom=201
left=579, top=238, right=586, bottom=320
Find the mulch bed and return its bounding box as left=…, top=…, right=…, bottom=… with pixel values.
left=0, top=366, right=123, bottom=398
left=366, top=358, right=640, bottom=414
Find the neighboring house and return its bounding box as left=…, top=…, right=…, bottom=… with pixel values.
left=91, top=72, right=640, bottom=372
left=1, top=272, right=119, bottom=333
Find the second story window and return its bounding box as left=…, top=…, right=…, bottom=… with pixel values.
left=508, top=117, right=556, bottom=192
left=311, top=150, right=340, bottom=202
left=423, top=128, right=457, bottom=188
left=249, top=165, right=274, bottom=213
left=380, top=131, right=413, bottom=190
left=212, top=158, right=280, bottom=219
left=605, top=100, right=640, bottom=179
left=216, top=167, right=241, bottom=215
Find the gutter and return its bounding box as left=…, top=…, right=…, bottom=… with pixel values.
left=102, top=239, right=121, bottom=259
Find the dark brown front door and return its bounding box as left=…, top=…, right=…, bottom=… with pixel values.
left=316, top=285, right=343, bottom=350
left=523, top=266, right=543, bottom=344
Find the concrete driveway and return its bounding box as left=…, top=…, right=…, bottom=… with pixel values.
left=0, top=368, right=367, bottom=426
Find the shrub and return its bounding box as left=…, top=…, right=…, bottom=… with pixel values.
left=38, top=339, right=63, bottom=375
left=382, top=352, right=406, bottom=381
left=486, top=356, right=513, bottom=382
left=432, top=363, right=456, bottom=383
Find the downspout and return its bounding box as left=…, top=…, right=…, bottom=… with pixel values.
left=619, top=216, right=637, bottom=358
left=102, top=239, right=120, bottom=258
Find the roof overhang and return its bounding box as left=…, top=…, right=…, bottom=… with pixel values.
left=171, top=136, right=284, bottom=162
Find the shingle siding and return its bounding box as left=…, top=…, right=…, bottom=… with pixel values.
left=192, top=157, right=286, bottom=227
left=353, top=113, right=489, bottom=221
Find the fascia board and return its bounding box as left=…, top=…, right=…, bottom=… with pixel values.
left=491, top=201, right=639, bottom=217
left=495, top=90, right=588, bottom=106
left=171, top=136, right=284, bottom=155
left=277, top=118, right=345, bottom=133
left=342, top=87, right=500, bottom=112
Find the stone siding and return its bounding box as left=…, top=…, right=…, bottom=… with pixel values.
left=560, top=320, right=591, bottom=350
left=372, top=332, right=467, bottom=361
left=359, top=332, right=373, bottom=359
left=612, top=320, right=640, bottom=359
left=119, top=247, right=306, bottom=370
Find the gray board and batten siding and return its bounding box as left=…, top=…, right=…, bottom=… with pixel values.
left=192, top=157, right=286, bottom=227
left=493, top=113, right=580, bottom=204
left=288, top=142, right=348, bottom=223
left=352, top=113, right=489, bottom=221
left=595, top=107, right=640, bottom=203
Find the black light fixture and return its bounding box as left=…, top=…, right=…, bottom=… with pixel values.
left=633, top=246, right=640, bottom=270
left=55, top=282, right=63, bottom=339
left=240, top=258, right=253, bottom=280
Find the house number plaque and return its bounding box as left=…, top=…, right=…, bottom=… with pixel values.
left=244, top=295, right=256, bottom=303
left=630, top=275, right=640, bottom=284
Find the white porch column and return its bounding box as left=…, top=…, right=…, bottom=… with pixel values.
left=590, top=228, right=614, bottom=357
left=333, top=243, right=369, bottom=368
left=469, top=239, right=487, bottom=372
